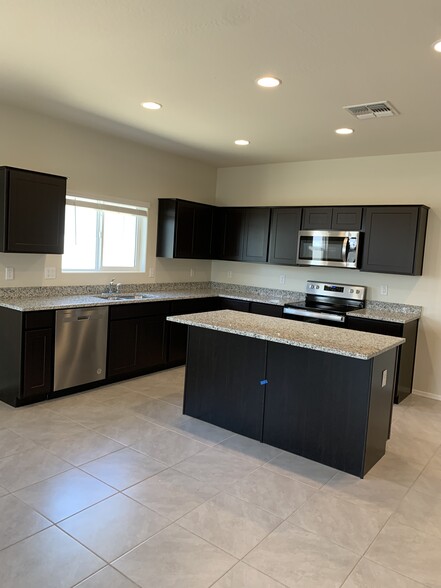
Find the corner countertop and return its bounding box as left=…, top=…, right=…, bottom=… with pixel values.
left=0, top=283, right=422, bottom=324
left=168, top=310, right=405, bottom=360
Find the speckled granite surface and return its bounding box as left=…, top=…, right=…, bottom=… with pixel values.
left=168, top=310, right=405, bottom=360
left=348, top=300, right=421, bottom=323
left=0, top=281, right=421, bottom=323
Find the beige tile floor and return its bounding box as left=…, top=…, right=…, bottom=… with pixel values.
left=0, top=367, right=441, bottom=587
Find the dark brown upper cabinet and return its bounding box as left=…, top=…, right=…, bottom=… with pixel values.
left=0, top=167, right=67, bottom=254
left=214, top=207, right=270, bottom=263
left=302, top=206, right=362, bottom=231
left=361, top=206, right=428, bottom=275
left=268, top=207, right=302, bottom=265
left=156, top=198, right=214, bottom=259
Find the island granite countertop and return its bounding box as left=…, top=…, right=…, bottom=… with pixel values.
left=167, top=309, right=405, bottom=360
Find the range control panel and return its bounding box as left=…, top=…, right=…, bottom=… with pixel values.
left=306, top=281, right=366, bottom=301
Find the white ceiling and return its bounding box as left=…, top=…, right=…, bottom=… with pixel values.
left=1, top=0, right=441, bottom=167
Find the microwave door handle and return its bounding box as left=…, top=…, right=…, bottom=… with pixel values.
left=342, top=237, right=349, bottom=261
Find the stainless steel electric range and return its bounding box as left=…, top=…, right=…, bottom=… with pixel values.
left=283, top=280, right=366, bottom=327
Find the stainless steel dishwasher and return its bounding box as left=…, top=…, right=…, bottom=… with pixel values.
left=54, top=306, right=109, bottom=391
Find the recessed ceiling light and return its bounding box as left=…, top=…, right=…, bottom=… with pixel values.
left=234, top=139, right=250, bottom=146
left=335, top=128, right=354, bottom=135
left=433, top=40, right=441, bottom=53
left=141, top=101, right=162, bottom=110
left=256, top=76, right=281, bottom=88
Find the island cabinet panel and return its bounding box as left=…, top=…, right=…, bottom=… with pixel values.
left=167, top=297, right=219, bottom=366
left=268, top=207, right=302, bottom=266
left=361, top=206, right=428, bottom=275
left=184, top=327, right=267, bottom=440
left=262, top=342, right=397, bottom=477
left=346, top=315, right=418, bottom=403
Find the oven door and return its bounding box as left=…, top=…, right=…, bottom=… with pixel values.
left=296, top=230, right=360, bottom=268
left=283, top=306, right=346, bottom=327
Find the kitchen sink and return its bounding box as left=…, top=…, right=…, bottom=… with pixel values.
left=96, top=293, right=162, bottom=301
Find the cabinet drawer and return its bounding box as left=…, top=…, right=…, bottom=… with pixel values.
left=109, top=301, right=170, bottom=320
left=24, top=310, right=55, bottom=330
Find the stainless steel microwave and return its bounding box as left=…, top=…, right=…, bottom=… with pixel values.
left=296, top=230, right=361, bottom=268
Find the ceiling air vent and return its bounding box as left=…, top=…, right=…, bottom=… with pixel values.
left=343, top=101, right=399, bottom=120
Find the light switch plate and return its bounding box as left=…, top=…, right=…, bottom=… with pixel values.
left=5, top=267, right=14, bottom=280
left=381, top=369, right=388, bottom=388
left=279, top=274, right=286, bottom=285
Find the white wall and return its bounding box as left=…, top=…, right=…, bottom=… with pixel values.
left=0, top=102, right=217, bottom=287
left=214, top=152, right=441, bottom=399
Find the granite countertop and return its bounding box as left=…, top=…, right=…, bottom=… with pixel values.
left=0, top=288, right=302, bottom=312
left=0, top=283, right=421, bottom=324
left=168, top=310, right=405, bottom=360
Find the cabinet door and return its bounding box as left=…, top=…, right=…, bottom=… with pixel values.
left=184, top=327, right=267, bottom=439
left=137, top=315, right=167, bottom=370
left=361, top=206, right=427, bottom=275
left=263, top=342, right=372, bottom=476
left=268, top=207, right=302, bottom=265
left=192, top=204, right=214, bottom=259
left=242, top=208, right=270, bottom=263
left=174, top=201, right=195, bottom=258
left=7, top=169, right=66, bottom=254
left=331, top=207, right=362, bottom=230
left=23, top=328, right=53, bottom=398
left=215, top=207, right=245, bottom=260
left=107, top=318, right=139, bottom=376
left=301, top=207, right=332, bottom=229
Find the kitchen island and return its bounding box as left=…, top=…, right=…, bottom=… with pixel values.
left=168, top=310, right=405, bottom=478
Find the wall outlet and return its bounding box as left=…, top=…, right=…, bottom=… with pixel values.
left=44, top=267, right=56, bottom=279
left=5, top=267, right=14, bottom=280
left=380, top=284, right=388, bottom=296
left=279, top=274, right=286, bottom=285
left=227, top=271, right=232, bottom=279
left=190, top=268, right=195, bottom=277
left=148, top=267, right=155, bottom=278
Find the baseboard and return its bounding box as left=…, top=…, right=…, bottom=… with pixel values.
left=413, top=389, right=441, bottom=402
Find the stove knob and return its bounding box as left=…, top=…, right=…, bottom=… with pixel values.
left=315, top=285, right=319, bottom=289
left=349, top=289, right=354, bottom=293
left=356, top=289, right=360, bottom=294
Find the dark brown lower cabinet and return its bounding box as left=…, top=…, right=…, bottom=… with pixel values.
left=183, top=325, right=398, bottom=477
left=107, top=302, right=169, bottom=379
left=0, top=308, right=55, bottom=406
left=184, top=327, right=267, bottom=440
left=23, top=328, right=53, bottom=398
left=263, top=342, right=396, bottom=476
left=218, top=298, right=250, bottom=312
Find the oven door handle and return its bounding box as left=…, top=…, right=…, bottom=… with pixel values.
left=283, top=307, right=345, bottom=323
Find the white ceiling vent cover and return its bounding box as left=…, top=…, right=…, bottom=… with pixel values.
left=343, top=101, right=399, bottom=120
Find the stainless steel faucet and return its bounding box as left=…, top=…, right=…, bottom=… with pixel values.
left=107, top=278, right=116, bottom=294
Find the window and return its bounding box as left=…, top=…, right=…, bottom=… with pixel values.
left=62, top=195, right=148, bottom=272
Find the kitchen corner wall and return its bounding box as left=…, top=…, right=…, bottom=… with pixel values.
left=214, top=152, right=441, bottom=399
left=0, top=101, right=216, bottom=287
